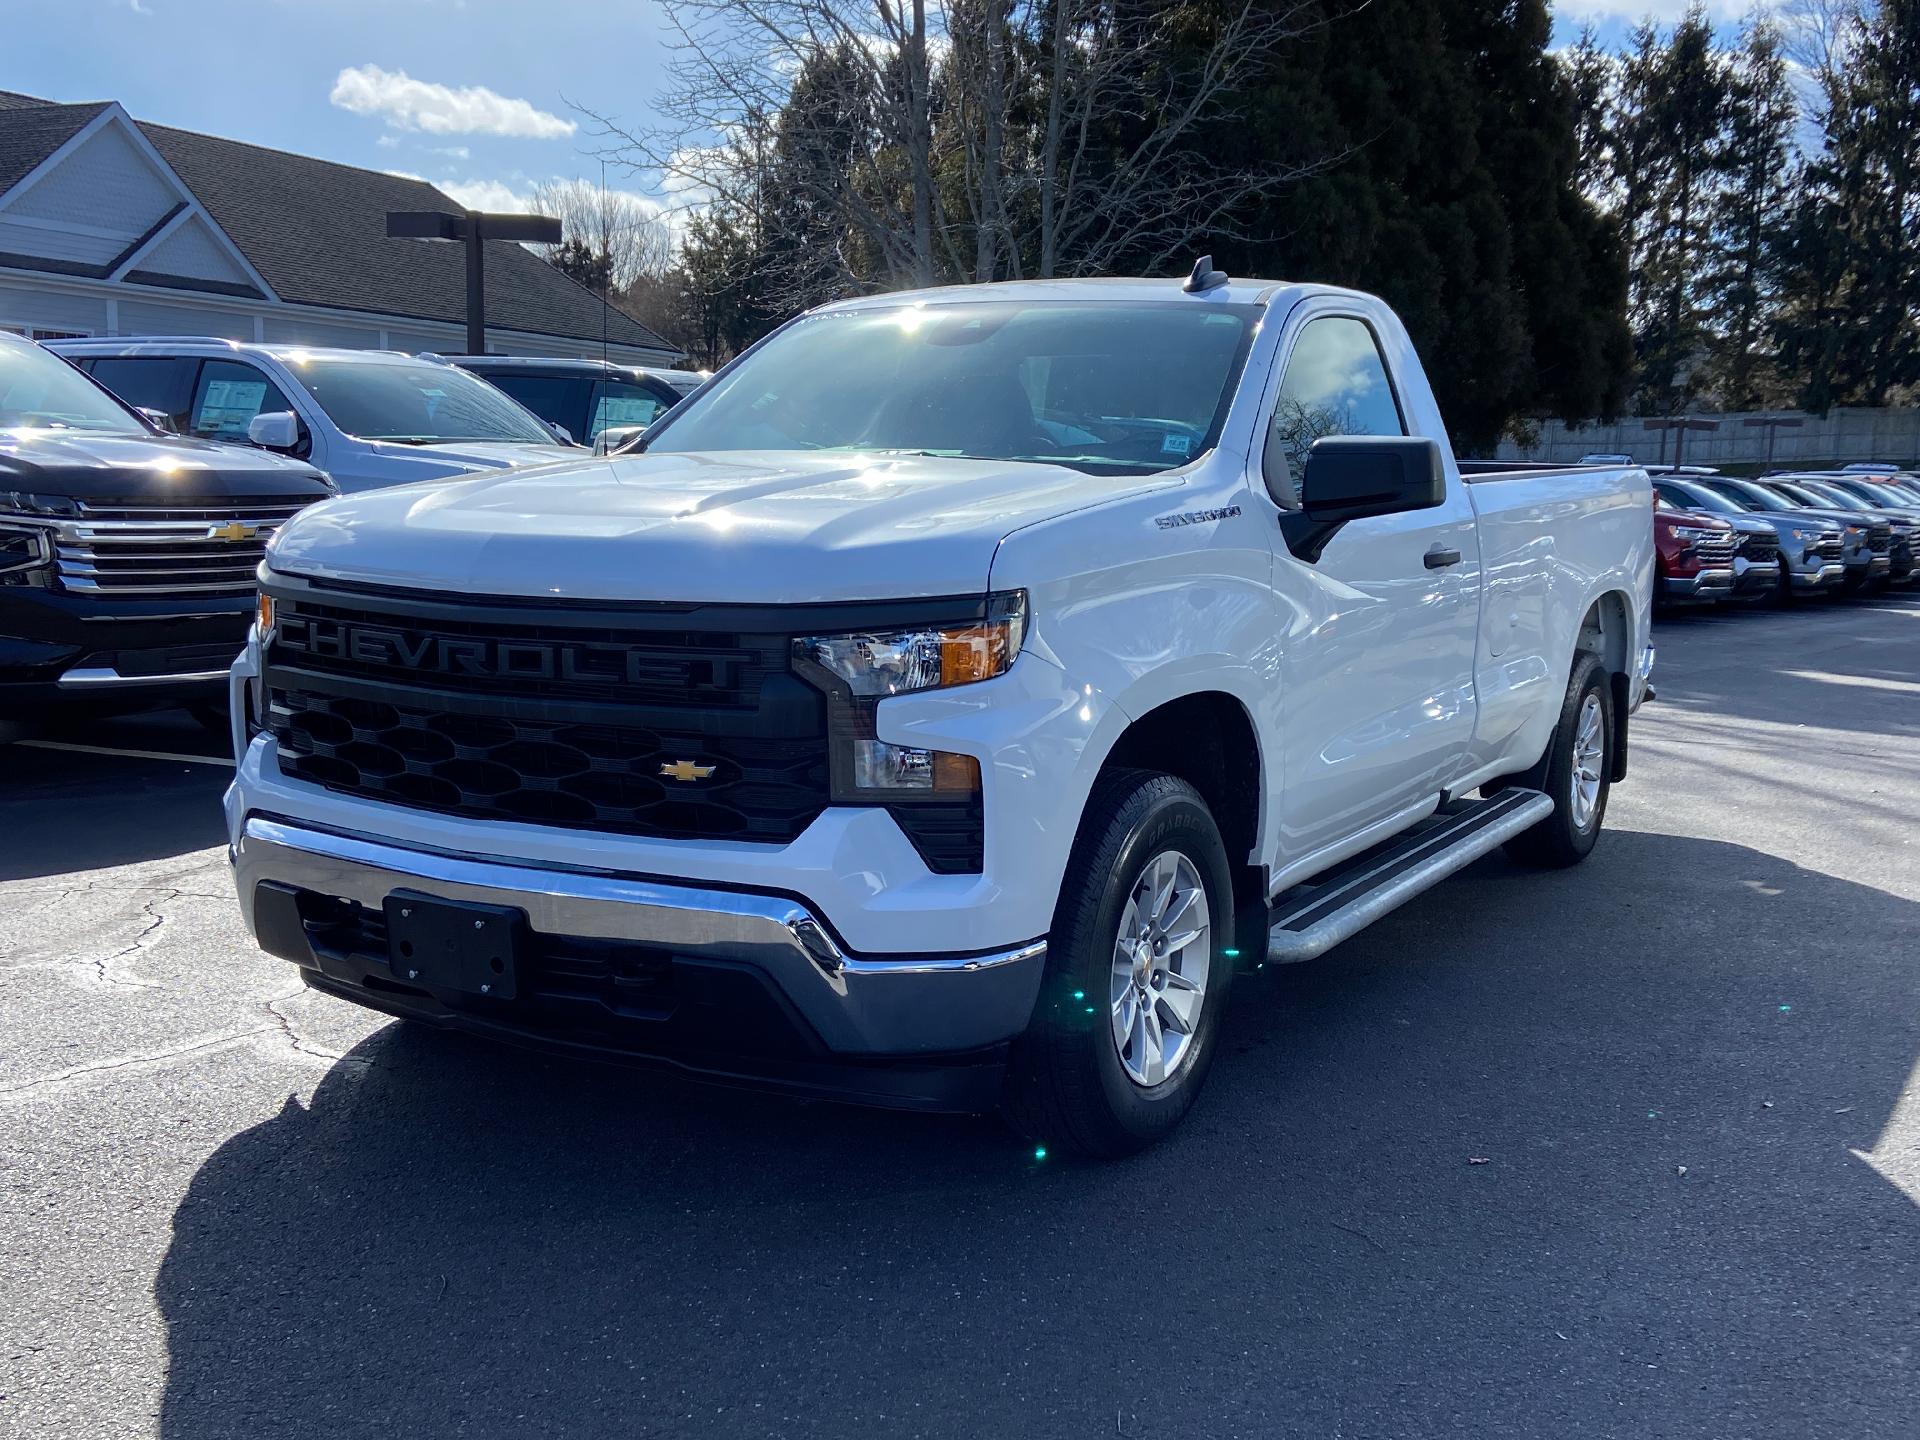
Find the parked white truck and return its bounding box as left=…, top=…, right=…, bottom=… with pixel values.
left=226, top=267, right=1654, bottom=1155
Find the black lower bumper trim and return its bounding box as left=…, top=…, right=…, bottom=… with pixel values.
left=258, top=880, right=1008, bottom=1113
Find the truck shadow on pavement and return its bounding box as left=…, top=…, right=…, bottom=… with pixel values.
left=154, top=829, right=1918, bottom=1440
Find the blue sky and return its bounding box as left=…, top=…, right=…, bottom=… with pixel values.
left=4, top=0, right=1774, bottom=218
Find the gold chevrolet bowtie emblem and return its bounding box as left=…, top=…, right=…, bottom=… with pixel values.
left=206, top=521, right=260, bottom=543
left=659, top=759, right=717, bottom=783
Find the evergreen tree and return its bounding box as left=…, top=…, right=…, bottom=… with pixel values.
left=1215, top=0, right=1630, bottom=451
left=1617, top=5, right=1732, bottom=414
left=1704, top=20, right=1796, bottom=408
left=1825, top=0, right=1920, bottom=404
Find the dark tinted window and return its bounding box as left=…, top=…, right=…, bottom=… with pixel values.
left=187, top=359, right=295, bottom=441
left=482, top=373, right=591, bottom=443
left=1269, top=316, right=1406, bottom=476
left=86, top=356, right=196, bottom=431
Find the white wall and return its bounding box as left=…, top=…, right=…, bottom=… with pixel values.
left=0, top=281, right=109, bottom=336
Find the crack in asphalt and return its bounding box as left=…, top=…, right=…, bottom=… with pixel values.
left=0, top=1028, right=275, bottom=1102
left=261, top=990, right=355, bottom=1064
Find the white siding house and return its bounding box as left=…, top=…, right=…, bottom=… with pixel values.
left=0, top=92, right=682, bottom=364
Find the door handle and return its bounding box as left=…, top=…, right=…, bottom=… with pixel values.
left=1424, top=545, right=1463, bottom=569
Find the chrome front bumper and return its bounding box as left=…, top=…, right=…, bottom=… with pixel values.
left=232, top=816, right=1047, bottom=1059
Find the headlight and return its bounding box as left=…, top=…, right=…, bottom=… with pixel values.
left=1785, top=525, right=1817, bottom=543
left=0, top=520, right=54, bottom=580
left=1665, top=524, right=1715, bottom=542
left=793, top=591, right=1027, bottom=697
left=793, top=591, right=1024, bottom=814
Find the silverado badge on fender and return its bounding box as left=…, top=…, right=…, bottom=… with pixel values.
left=659, top=760, right=717, bottom=782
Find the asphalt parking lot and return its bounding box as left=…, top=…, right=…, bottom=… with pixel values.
left=2, top=594, right=1916, bottom=1440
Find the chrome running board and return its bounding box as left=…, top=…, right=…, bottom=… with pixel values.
left=1266, top=788, right=1554, bottom=964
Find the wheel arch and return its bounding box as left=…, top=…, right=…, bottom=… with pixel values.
left=1089, top=689, right=1269, bottom=932
left=1575, top=588, right=1634, bottom=782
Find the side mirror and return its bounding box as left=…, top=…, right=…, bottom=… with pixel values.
left=247, top=410, right=301, bottom=452
left=593, top=424, right=646, bottom=457
left=136, top=407, right=177, bottom=434
left=1279, top=436, right=1447, bottom=563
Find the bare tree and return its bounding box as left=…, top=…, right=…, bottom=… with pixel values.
left=586, top=0, right=1345, bottom=304
left=582, top=0, right=942, bottom=304
left=529, top=177, right=674, bottom=292
left=1016, top=0, right=1338, bottom=278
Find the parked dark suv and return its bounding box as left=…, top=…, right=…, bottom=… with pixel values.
left=448, top=356, right=703, bottom=449
left=0, top=333, right=333, bottom=720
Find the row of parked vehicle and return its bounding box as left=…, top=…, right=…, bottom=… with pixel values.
left=1584, top=454, right=1920, bottom=607
left=0, top=331, right=702, bottom=721
left=45, top=336, right=704, bottom=492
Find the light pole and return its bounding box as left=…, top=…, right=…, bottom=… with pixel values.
left=1742, top=415, right=1804, bottom=472
left=385, top=209, right=563, bottom=355
left=1642, top=416, right=1721, bottom=467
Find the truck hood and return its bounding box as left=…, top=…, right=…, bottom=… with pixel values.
left=343, top=439, right=574, bottom=490
left=268, top=448, right=1165, bottom=602
left=0, top=426, right=332, bottom=501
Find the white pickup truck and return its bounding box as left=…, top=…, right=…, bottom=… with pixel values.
left=226, top=267, right=1654, bottom=1155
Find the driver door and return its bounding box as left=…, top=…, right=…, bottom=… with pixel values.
left=1262, top=308, right=1482, bottom=870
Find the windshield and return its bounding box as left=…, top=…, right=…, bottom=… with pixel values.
left=0, top=340, right=144, bottom=435
left=1771, top=480, right=1843, bottom=508
left=648, top=301, right=1260, bottom=475
left=1706, top=480, right=1791, bottom=513
left=290, top=359, right=559, bottom=445
left=1833, top=480, right=1910, bottom=509
left=1663, top=481, right=1741, bottom=515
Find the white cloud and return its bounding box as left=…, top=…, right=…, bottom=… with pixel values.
left=436, top=177, right=532, bottom=213
left=428, top=145, right=471, bottom=161
left=329, top=64, right=575, bottom=140
left=375, top=134, right=400, bottom=149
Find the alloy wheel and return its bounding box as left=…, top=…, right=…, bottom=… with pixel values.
left=1109, top=850, right=1212, bottom=1088
left=1570, top=692, right=1606, bottom=830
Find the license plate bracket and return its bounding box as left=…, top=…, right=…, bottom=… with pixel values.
left=383, top=890, right=527, bottom=999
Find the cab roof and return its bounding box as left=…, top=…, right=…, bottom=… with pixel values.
left=816, top=275, right=1345, bottom=313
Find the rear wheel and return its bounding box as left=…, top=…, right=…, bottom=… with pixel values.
left=1501, top=652, right=1612, bottom=869
left=1002, top=771, right=1235, bottom=1158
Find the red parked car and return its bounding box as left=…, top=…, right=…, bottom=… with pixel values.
left=1653, top=496, right=1738, bottom=605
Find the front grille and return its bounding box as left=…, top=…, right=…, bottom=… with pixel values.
left=1738, top=531, right=1780, bottom=563
left=54, top=497, right=313, bottom=597
left=1812, top=537, right=1845, bottom=562
left=1867, top=525, right=1892, bottom=554
left=1692, top=532, right=1738, bottom=564
left=268, top=688, right=828, bottom=841
left=264, top=593, right=831, bottom=844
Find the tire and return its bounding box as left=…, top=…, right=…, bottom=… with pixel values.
left=1501, top=652, right=1613, bottom=869
left=1002, top=770, right=1236, bottom=1158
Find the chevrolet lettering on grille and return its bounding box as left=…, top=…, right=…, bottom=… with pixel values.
left=274, top=615, right=738, bottom=689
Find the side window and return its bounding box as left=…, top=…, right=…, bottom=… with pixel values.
left=87, top=356, right=196, bottom=432
left=1269, top=316, right=1406, bottom=478
left=485, top=373, right=586, bottom=441
left=588, top=381, right=666, bottom=440
left=188, top=359, right=294, bottom=442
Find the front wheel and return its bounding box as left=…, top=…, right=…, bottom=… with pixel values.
left=1501, top=652, right=1613, bottom=869
left=1002, top=771, right=1235, bottom=1158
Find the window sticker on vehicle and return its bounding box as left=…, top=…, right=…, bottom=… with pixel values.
left=198, top=379, right=268, bottom=433
left=1161, top=432, right=1193, bottom=456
